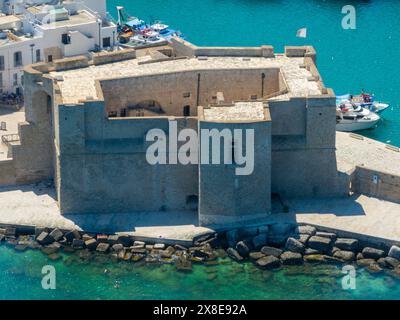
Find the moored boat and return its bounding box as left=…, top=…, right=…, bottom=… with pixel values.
left=336, top=93, right=389, bottom=114
left=336, top=104, right=380, bottom=132
left=116, top=6, right=185, bottom=49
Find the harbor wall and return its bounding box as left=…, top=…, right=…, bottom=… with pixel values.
left=100, top=68, right=280, bottom=117
left=352, top=166, right=400, bottom=203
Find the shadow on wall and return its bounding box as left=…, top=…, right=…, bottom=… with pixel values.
left=284, top=194, right=366, bottom=217
left=63, top=210, right=199, bottom=234
left=0, top=182, right=56, bottom=199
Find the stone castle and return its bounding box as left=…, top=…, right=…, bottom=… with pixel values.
left=1, top=37, right=388, bottom=227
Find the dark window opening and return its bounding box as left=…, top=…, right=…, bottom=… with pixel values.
left=103, top=37, right=111, bottom=48
left=183, top=105, right=190, bottom=116
left=108, top=111, right=118, bottom=118
left=120, top=108, right=127, bottom=117
left=250, top=95, right=257, bottom=100
left=46, top=95, right=52, bottom=114
left=0, top=56, right=4, bottom=71
left=36, top=49, right=41, bottom=62
left=61, top=33, right=71, bottom=45
left=183, top=92, right=191, bottom=98
left=48, top=55, right=53, bottom=62
left=186, top=195, right=198, bottom=210
left=232, top=140, right=236, bottom=164
left=14, top=51, right=22, bottom=67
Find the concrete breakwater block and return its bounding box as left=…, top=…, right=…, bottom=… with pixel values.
left=36, top=232, right=54, bottom=245
left=307, top=236, right=332, bottom=253
left=49, top=228, right=64, bottom=242
left=362, top=247, right=386, bottom=260
left=2, top=221, right=400, bottom=284
left=285, top=237, right=305, bottom=254
left=334, top=238, right=359, bottom=251
left=388, top=245, right=400, bottom=260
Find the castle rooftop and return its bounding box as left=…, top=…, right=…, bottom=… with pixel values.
left=203, top=101, right=268, bottom=122
left=50, top=54, right=322, bottom=104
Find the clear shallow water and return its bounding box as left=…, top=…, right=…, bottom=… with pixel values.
left=0, top=245, right=399, bottom=300
left=107, top=0, right=400, bottom=146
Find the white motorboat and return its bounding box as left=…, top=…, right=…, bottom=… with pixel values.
left=336, top=105, right=380, bottom=132
left=336, top=93, right=390, bottom=114
left=119, top=34, right=168, bottom=49
left=151, top=22, right=169, bottom=32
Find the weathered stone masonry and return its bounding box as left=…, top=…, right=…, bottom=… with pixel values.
left=0, top=39, right=372, bottom=228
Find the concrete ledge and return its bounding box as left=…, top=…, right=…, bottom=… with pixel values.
left=171, top=36, right=275, bottom=58
left=91, top=49, right=136, bottom=65
left=54, top=56, right=89, bottom=71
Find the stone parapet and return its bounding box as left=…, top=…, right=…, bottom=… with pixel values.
left=91, top=49, right=136, bottom=65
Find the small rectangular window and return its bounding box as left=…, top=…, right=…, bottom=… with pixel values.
left=36, top=49, right=41, bottom=62
left=183, top=92, right=191, bottom=98
left=0, top=73, right=3, bottom=88
left=103, top=37, right=111, bottom=48
left=0, top=56, right=4, bottom=71
left=14, top=51, right=22, bottom=67
left=183, top=105, right=190, bottom=116
left=250, top=95, right=257, bottom=100
left=48, top=55, right=53, bottom=62
left=13, top=73, right=18, bottom=86
left=61, top=33, right=71, bottom=45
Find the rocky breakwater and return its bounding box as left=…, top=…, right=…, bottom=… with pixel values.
left=1, top=224, right=400, bottom=280
left=222, top=224, right=400, bottom=279
left=0, top=226, right=226, bottom=272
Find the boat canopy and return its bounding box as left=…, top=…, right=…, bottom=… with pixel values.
left=336, top=94, right=351, bottom=101
left=126, top=18, right=144, bottom=28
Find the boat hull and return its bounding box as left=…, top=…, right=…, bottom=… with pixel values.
left=336, top=117, right=380, bottom=132
left=119, top=40, right=168, bottom=49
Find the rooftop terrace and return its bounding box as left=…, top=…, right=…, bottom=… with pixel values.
left=203, top=101, right=268, bottom=122
left=50, top=53, right=322, bottom=105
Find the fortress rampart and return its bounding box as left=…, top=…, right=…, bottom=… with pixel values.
left=0, top=39, right=398, bottom=227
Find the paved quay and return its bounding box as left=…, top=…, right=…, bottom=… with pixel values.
left=336, top=131, right=400, bottom=175
left=277, top=195, right=400, bottom=247
left=0, top=184, right=213, bottom=246
left=0, top=109, right=25, bottom=160
left=0, top=183, right=399, bottom=247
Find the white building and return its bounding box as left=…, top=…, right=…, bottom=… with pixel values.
left=0, top=0, right=117, bottom=95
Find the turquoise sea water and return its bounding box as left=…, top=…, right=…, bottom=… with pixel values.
left=0, top=245, right=399, bottom=300
left=107, top=0, right=400, bottom=146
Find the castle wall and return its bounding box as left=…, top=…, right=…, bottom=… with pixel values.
left=100, top=68, right=280, bottom=117
left=56, top=99, right=199, bottom=214
left=0, top=67, right=54, bottom=186
left=198, top=120, right=272, bottom=227
left=0, top=160, right=16, bottom=185
left=351, top=166, right=400, bottom=203
left=268, top=93, right=345, bottom=197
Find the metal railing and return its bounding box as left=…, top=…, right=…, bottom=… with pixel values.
left=1, top=134, right=20, bottom=146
